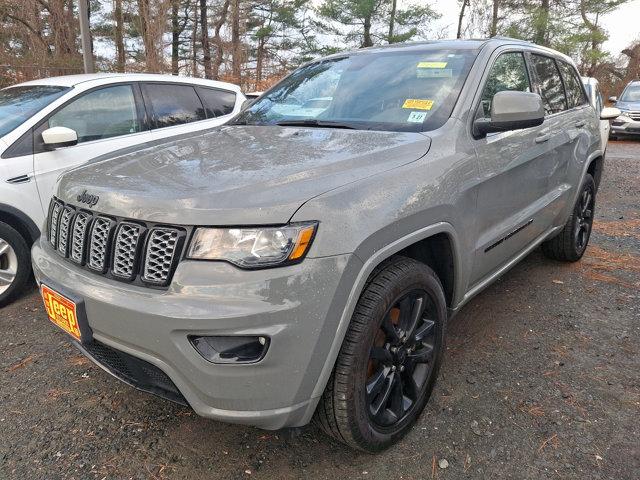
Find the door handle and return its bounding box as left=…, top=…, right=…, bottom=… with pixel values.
left=575, top=120, right=586, bottom=128
left=535, top=133, right=551, bottom=143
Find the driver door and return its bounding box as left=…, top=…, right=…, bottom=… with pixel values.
left=470, top=50, right=558, bottom=286
left=32, top=83, right=151, bottom=212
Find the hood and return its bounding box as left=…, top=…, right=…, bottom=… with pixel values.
left=615, top=100, right=640, bottom=111
left=57, top=125, right=431, bottom=225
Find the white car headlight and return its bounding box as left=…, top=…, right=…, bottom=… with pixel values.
left=619, top=110, right=631, bottom=118
left=186, top=222, right=318, bottom=268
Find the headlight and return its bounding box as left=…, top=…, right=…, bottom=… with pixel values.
left=619, top=110, right=631, bottom=118
left=186, top=222, right=318, bottom=268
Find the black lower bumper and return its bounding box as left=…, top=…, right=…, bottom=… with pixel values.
left=76, top=340, right=189, bottom=407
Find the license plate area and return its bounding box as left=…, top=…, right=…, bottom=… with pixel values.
left=41, top=284, right=92, bottom=343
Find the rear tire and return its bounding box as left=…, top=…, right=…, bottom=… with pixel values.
left=542, top=174, right=596, bottom=262
left=0, top=221, right=31, bottom=307
left=314, top=256, right=447, bottom=452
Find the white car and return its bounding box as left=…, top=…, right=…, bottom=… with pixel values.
left=582, top=76, right=619, bottom=150
left=0, top=73, right=245, bottom=306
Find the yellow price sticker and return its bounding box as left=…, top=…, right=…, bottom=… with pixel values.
left=417, top=61, right=448, bottom=69
left=402, top=99, right=434, bottom=110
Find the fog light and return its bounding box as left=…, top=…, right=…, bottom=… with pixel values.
left=189, top=335, right=270, bottom=364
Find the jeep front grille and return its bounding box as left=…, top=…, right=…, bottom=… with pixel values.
left=46, top=198, right=185, bottom=287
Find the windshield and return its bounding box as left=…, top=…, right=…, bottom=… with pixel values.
left=234, top=48, right=479, bottom=132
left=0, top=85, right=69, bottom=137
left=620, top=84, right=640, bottom=103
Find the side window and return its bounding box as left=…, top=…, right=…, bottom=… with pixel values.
left=197, top=87, right=237, bottom=117
left=143, top=84, right=206, bottom=129
left=479, top=52, right=530, bottom=118
left=48, top=85, right=141, bottom=143
left=558, top=61, right=588, bottom=109
left=530, top=54, right=567, bottom=115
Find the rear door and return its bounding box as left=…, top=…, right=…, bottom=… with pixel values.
left=535, top=56, right=591, bottom=221
left=141, top=83, right=239, bottom=141
left=469, top=49, right=569, bottom=286
left=32, top=83, right=151, bottom=211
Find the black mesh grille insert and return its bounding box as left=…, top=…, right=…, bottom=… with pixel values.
left=46, top=198, right=185, bottom=288
left=79, top=341, right=188, bottom=406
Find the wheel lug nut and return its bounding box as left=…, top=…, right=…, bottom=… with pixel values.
left=391, top=365, right=396, bottom=371
left=400, top=365, right=405, bottom=372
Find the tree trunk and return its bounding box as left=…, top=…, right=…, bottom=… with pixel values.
left=457, top=0, right=468, bottom=39
left=171, top=0, right=180, bottom=74
left=191, top=1, right=199, bottom=76
left=231, top=0, right=242, bottom=83
left=388, top=0, right=397, bottom=43
left=534, top=0, right=550, bottom=46
left=255, top=36, right=265, bottom=87
left=363, top=16, right=373, bottom=47
left=212, top=0, right=231, bottom=80
left=490, top=0, right=499, bottom=37
left=200, top=0, right=213, bottom=78
left=114, top=0, right=125, bottom=72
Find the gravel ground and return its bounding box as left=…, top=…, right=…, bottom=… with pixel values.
left=1, top=141, right=639, bottom=480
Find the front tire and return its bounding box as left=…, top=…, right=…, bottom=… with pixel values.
left=0, top=221, right=31, bottom=307
left=315, top=256, right=447, bottom=452
left=542, top=173, right=596, bottom=262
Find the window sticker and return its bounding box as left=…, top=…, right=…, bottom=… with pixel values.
left=417, top=61, right=448, bottom=69
left=407, top=111, right=427, bottom=123
left=417, top=61, right=452, bottom=78
left=402, top=99, right=434, bottom=110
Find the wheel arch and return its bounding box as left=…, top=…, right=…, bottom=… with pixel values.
left=586, top=154, right=604, bottom=192
left=310, top=222, right=463, bottom=401
left=0, top=203, right=41, bottom=246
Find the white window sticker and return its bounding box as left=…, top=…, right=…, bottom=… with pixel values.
left=407, top=111, right=427, bottom=123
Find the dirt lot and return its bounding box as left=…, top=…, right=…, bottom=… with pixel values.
left=1, top=141, right=639, bottom=480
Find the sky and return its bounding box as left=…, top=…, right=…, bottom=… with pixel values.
left=430, top=0, right=640, bottom=57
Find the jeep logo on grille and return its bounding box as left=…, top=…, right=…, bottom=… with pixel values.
left=77, top=190, right=99, bottom=207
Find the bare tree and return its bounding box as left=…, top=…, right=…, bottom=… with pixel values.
left=211, top=0, right=230, bottom=79
left=231, top=0, right=241, bottom=81
left=457, top=0, right=469, bottom=38
left=490, top=0, right=499, bottom=37
left=114, top=0, right=125, bottom=72
left=200, top=0, right=213, bottom=78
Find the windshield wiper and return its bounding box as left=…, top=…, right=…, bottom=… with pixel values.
left=275, top=119, right=358, bottom=129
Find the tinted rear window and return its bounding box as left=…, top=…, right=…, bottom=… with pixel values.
left=143, top=83, right=206, bottom=129
left=530, top=54, right=567, bottom=115
left=558, top=61, right=587, bottom=109
left=197, top=87, right=236, bottom=117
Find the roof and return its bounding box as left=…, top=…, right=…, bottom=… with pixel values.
left=317, top=37, right=575, bottom=65
left=10, top=73, right=242, bottom=92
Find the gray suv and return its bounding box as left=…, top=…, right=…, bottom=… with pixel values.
left=32, top=39, right=611, bottom=451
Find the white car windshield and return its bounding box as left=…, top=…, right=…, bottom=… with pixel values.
left=0, top=85, right=69, bottom=137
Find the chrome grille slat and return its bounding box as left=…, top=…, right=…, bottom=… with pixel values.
left=143, top=228, right=180, bottom=285
left=112, top=223, right=142, bottom=279
left=56, top=207, right=74, bottom=256
left=46, top=199, right=183, bottom=287
left=88, top=217, right=112, bottom=272
left=70, top=212, right=91, bottom=264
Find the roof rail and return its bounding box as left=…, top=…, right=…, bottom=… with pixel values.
left=490, top=36, right=533, bottom=44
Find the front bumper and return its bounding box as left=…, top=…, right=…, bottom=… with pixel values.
left=611, top=116, right=640, bottom=135
left=32, top=239, right=360, bottom=429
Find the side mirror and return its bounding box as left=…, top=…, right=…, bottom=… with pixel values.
left=608, top=96, right=618, bottom=103
left=41, top=126, right=78, bottom=149
left=600, top=107, right=621, bottom=120
left=473, top=91, right=544, bottom=137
